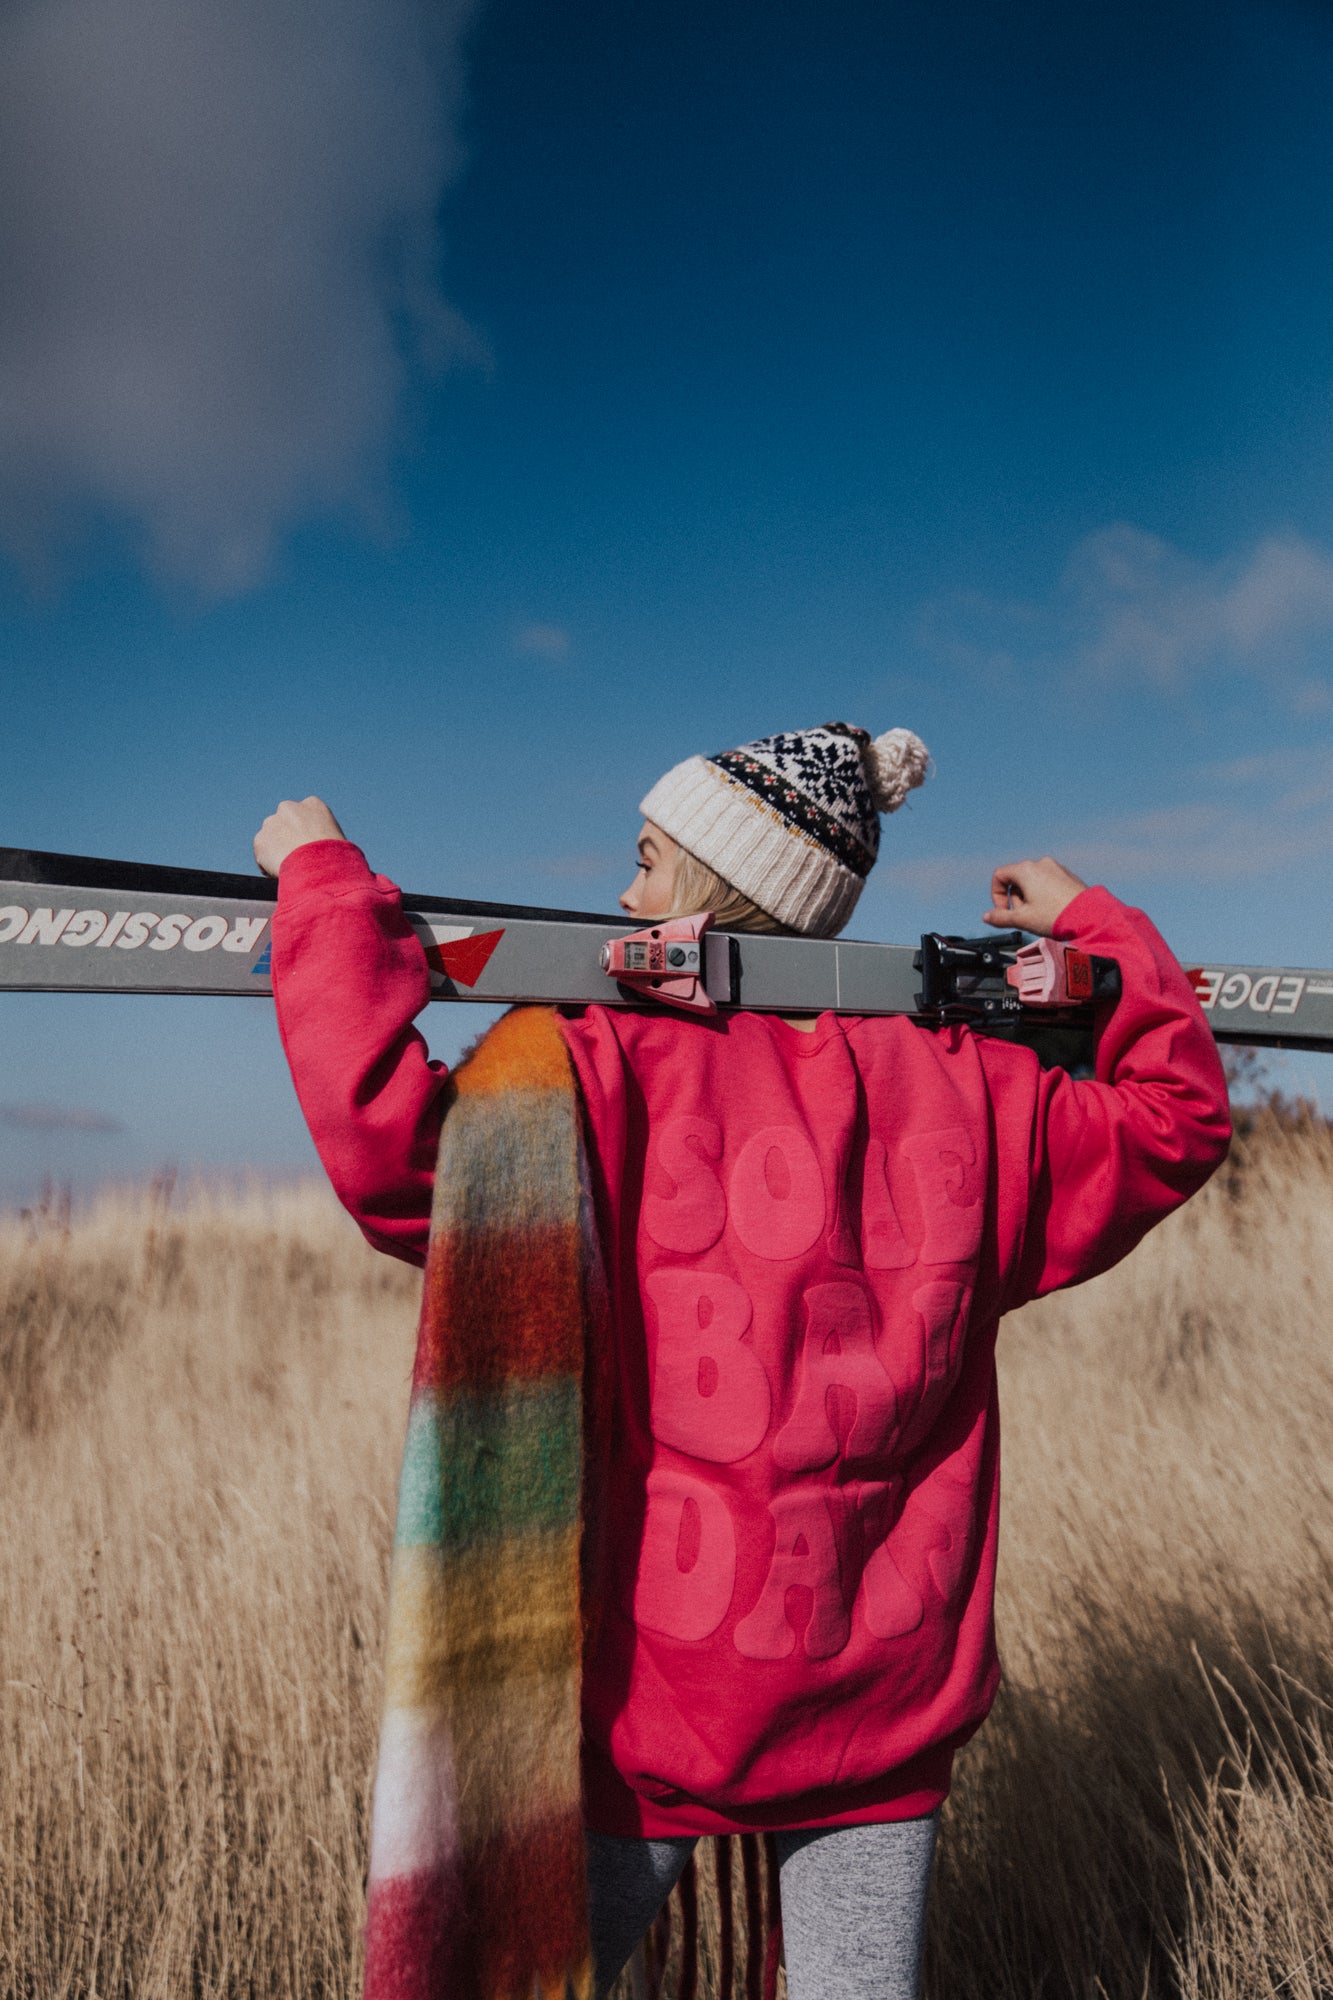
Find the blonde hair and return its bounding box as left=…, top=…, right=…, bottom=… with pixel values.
left=668, top=846, right=796, bottom=935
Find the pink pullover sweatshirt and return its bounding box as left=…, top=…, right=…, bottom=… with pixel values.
left=271, top=841, right=1230, bottom=1836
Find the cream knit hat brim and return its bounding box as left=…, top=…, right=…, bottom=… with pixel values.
left=639, top=756, right=865, bottom=937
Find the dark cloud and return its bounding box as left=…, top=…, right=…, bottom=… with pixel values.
left=0, top=1102, right=124, bottom=1134
left=0, top=0, right=478, bottom=592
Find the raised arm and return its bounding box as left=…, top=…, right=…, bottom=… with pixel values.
left=259, top=807, right=447, bottom=1266
left=982, top=879, right=1232, bottom=1308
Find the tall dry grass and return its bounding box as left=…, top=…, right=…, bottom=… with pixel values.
left=0, top=1180, right=416, bottom=1999
left=1, top=1133, right=1331, bottom=1998
left=927, top=1124, right=1333, bottom=2000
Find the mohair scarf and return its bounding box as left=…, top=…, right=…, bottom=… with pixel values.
left=363, top=1006, right=598, bottom=2000
left=360, top=1005, right=782, bottom=2000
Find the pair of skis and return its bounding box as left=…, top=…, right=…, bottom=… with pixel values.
left=2, top=846, right=1330, bottom=1059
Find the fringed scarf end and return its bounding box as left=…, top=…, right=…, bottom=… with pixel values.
left=530, top=1955, right=593, bottom=2000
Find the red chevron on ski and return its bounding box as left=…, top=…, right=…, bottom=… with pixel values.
left=423, top=928, right=505, bottom=987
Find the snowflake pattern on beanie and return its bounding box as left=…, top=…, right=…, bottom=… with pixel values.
left=711, top=723, right=884, bottom=878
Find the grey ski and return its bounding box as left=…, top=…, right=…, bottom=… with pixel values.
left=1, top=847, right=1330, bottom=1054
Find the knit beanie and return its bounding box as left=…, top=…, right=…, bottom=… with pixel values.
left=639, top=721, right=931, bottom=938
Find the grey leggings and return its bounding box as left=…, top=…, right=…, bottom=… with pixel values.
left=588, top=1814, right=939, bottom=2000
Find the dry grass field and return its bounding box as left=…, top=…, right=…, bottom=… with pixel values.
left=2, top=1128, right=1331, bottom=1999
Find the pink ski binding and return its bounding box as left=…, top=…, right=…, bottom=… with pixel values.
left=1005, top=937, right=1095, bottom=1007
left=600, top=913, right=715, bottom=1012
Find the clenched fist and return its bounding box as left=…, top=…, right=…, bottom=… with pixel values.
left=253, top=797, right=348, bottom=878
left=982, top=856, right=1087, bottom=937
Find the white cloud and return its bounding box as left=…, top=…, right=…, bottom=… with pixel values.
left=0, top=0, right=478, bottom=592
left=1072, top=526, right=1333, bottom=686
left=513, top=622, right=573, bottom=660
left=922, top=524, right=1333, bottom=694
left=876, top=746, right=1333, bottom=901
left=1061, top=798, right=1333, bottom=885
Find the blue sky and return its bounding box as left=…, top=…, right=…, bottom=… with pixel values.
left=5, top=0, right=1333, bottom=1201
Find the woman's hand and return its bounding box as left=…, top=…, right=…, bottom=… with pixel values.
left=253, top=797, right=348, bottom=878
left=982, top=856, right=1088, bottom=937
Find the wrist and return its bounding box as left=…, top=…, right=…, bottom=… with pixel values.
left=276, top=839, right=371, bottom=900
left=1052, top=883, right=1109, bottom=938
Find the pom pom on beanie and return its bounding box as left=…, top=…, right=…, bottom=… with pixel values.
left=863, top=728, right=932, bottom=814
left=638, top=718, right=932, bottom=937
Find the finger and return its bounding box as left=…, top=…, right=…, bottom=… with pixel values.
left=991, top=861, right=1031, bottom=897
left=988, top=870, right=1022, bottom=920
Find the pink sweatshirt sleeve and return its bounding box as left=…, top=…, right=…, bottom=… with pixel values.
left=270, top=840, right=447, bottom=1266
left=984, top=884, right=1232, bottom=1307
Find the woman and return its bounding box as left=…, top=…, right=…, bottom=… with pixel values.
left=256, top=720, right=1229, bottom=2000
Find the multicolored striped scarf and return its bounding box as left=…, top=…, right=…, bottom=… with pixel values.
left=363, top=1006, right=597, bottom=2000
